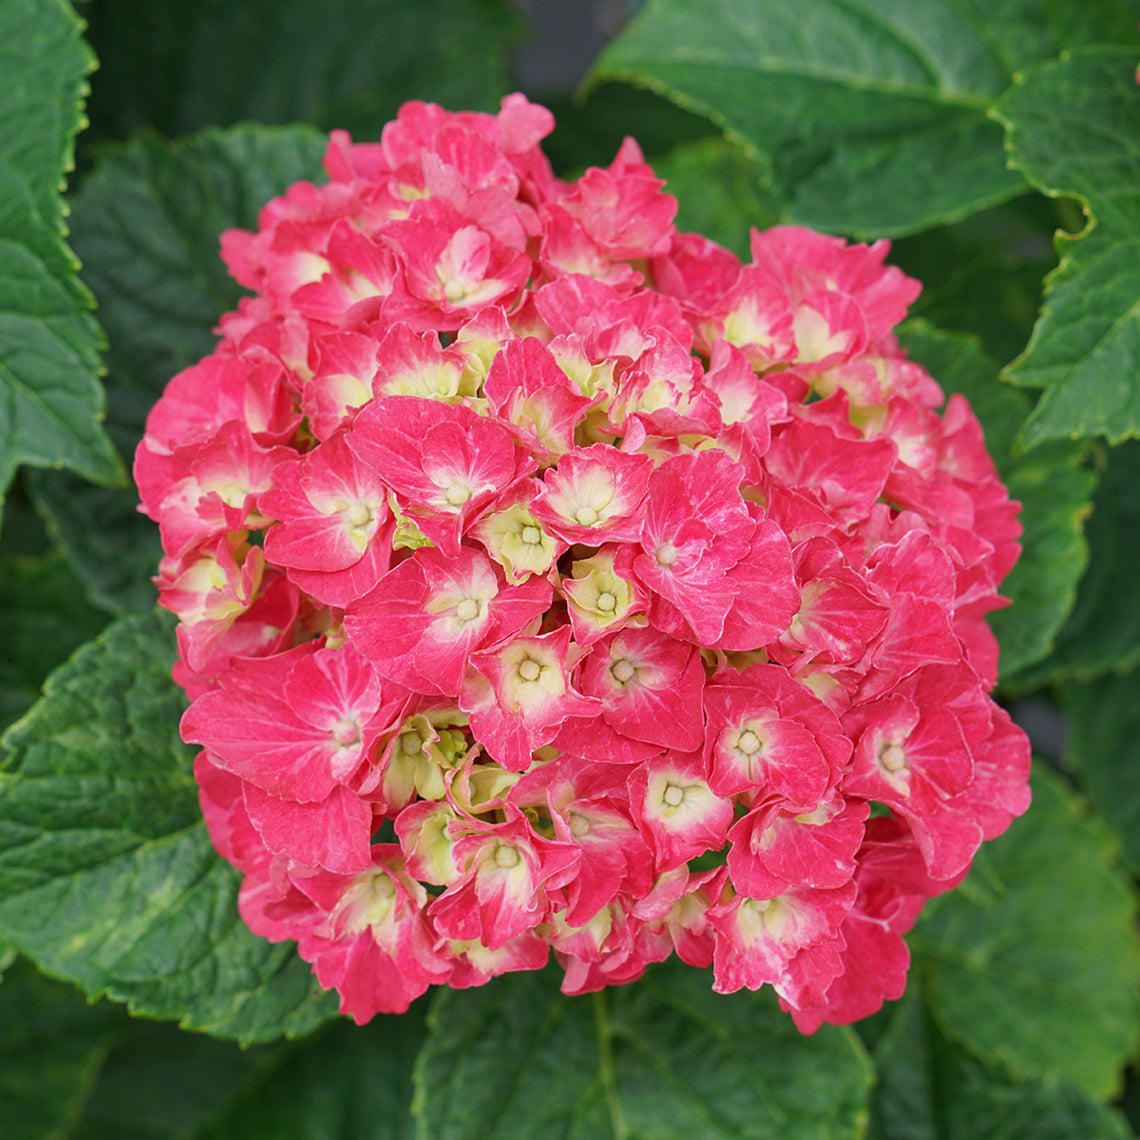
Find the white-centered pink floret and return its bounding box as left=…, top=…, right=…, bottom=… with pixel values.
left=345, top=545, right=551, bottom=697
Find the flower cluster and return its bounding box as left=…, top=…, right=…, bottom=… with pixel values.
left=136, top=94, right=1031, bottom=1030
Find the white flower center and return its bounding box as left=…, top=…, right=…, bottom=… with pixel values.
left=443, top=279, right=468, bottom=303
left=879, top=743, right=907, bottom=772
left=521, top=525, right=542, bottom=544
left=345, top=502, right=372, bottom=527
left=655, top=543, right=678, bottom=567
left=662, top=784, right=685, bottom=807
left=494, top=844, right=521, bottom=868
left=518, top=659, right=542, bottom=682
left=575, top=505, right=599, bottom=526
left=611, top=659, right=636, bottom=684
left=596, top=591, right=617, bottom=612
left=446, top=484, right=471, bottom=506
left=736, top=729, right=762, bottom=755
left=455, top=598, right=480, bottom=622
left=332, top=716, right=361, bottom=747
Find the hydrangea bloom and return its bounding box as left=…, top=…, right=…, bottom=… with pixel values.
left=138, top=94, right=1031, bottom=1030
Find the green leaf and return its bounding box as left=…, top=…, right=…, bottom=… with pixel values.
left=652, top=137, right=779, bottom=259
left=68, top=1019, right=280, bottom=1140
left=897, top=321, right=1096, bottom=676
left=6, top=953, right=359, bottom=1140
left=414, top=959, right=872, bottom=1140
left=1064, top=669, right=1140, bottom=876
left=27, top=471, right=161, bottom=616
left=890, top=195, right=1061, bottom=367
left=31, top=125, right=328, bottom=614
left=539, top=83, right=717, bottom=176
left=778, top=116, right=1025, bottom=240
left=0, top=478, right=52, bottom=559
left=62, top=1003, right=427, bottom=1140
left=589, top=0, right=1104, bottom=238
left=868, top=989, right=1132, bottom=1140
left=0, top=549, right=108, bottom=738
left=0, top=0, right=123, bottom=518
left=196, top=1006, right=428, bottom=1140
left=0, top=610, right=339, bottom=1043
left=913, top=764, right=1140, bottom=1100
left=990, top=445, right=1097, bottom=677
left=1013, top=441, right=1140, bottom=687
left=998, top=48, right=1140, bottom=448
left=84, top=0, right=521, bottom=144
left=0, top=957, right=124, bottom=1140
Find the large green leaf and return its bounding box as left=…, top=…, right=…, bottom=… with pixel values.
left=197, top=1007, right=428, bottom=1140
left=0, top=549, right=108, bottom=738
left=998, top=48, right=1140, bottom=448
left=0, top=610, right=339, bottom=1043
left=56, top=999, right=427, bottom=1140
left=588, top=0, right=1140, bottom=237
left=890, top=195, right=1063, bottom=367
left=31, top=125, right=327, bottom=614
left=3, top=949, right=425, bottom=1140
left=68, top=1019, right=281, bottom=1140
left=989, top=444, right=1097, bottom=677
left=897, top=322, right=1095, bottom=677
left=0, top=957, right=124, bottom=1140
left=414, top=959, right=872, bottom=1140
left=0, top=0, right=122, bottom=520
left=0, top=960, right=288, bottom=1140
left=1014, top=441, right=1140, bottom=688
left=777, top=117, right=1024, bottom=240
left=83, top=0, right=520, bottom=144
left=1064, top=669, right=1140, bottom=876
left=867, top=990, right=1132, bottom=1140
left=539, top=83, right=717, bottom=177
left=912, top=765, right=1140, bottom=1100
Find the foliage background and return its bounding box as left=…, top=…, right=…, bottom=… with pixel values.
left=2, top=0, right=1140, bottom=1135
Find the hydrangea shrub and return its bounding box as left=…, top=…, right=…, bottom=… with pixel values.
left=134, top=94, right=1031, bottom=1031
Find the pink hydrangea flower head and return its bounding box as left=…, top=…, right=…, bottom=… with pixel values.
left=138, top=93, right=1030, bottom=1028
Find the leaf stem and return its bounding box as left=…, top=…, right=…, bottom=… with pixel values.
left=592, top=990, right=628, bottom=1140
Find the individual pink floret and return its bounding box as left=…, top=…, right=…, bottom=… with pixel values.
left=345, top=545, right=551, bottom=697
left=634, top=449, right=798, bottom=648
left=135, top=420, right=291, bottom=557
left=296, top=849, right=454, bottom=1020
left=574, top=625, right=706, bottom=753
left=726, top=792, right=870, bottom=898
left=461, top=626, right=600, bottom=771
left=531, top=444, right=652, bottom=544
left=180, top=640, right=405, bottom=803
left=429, top=806, right=579, bottom=950
left=630, top=751, right=733, bottom=869
left=347, top=394, right=534, bottom=554
left=703, top=662, right=851, bottom=804
left=259, top=432, right=396, bottom=606
left=482, top=336, right=596, bottom=462
left=707, top=879, right=856, bottom=1000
